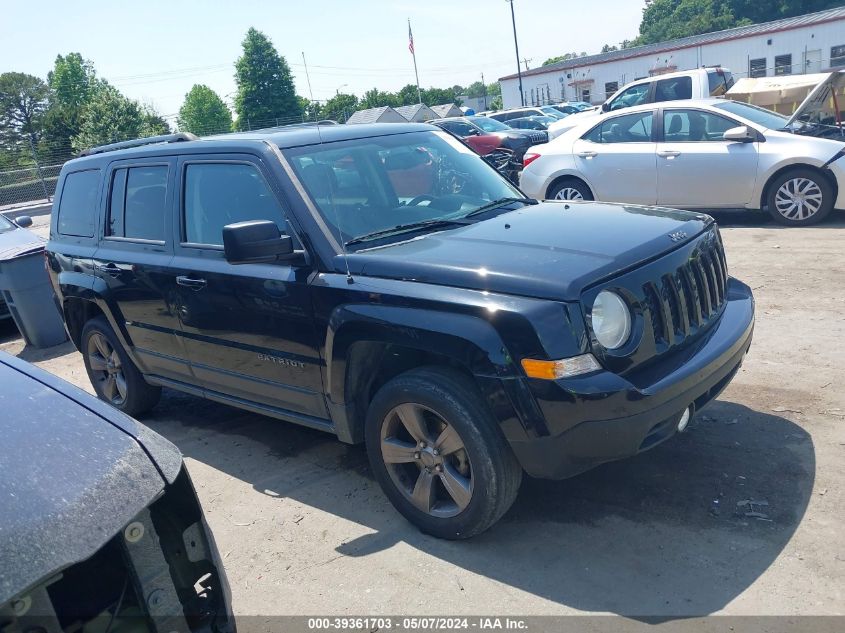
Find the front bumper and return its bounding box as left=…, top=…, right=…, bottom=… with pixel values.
left=508, top=278, right=755, bottom=479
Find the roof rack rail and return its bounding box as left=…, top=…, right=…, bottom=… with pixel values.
left=78, top=132, right=200, bottom=157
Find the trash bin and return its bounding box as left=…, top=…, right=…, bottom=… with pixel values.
left=0, top=241, right=67, bottom=348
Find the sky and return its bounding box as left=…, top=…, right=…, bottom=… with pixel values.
left=1, top=0, right=645, bottom=124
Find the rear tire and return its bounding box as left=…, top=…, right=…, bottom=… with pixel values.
left=81, top=316, right=161, bottom=417
left=765, top=168, right=834, bottom=226
left=365, top=367, right=522, bottom=539
left=547, top=178, right=593, bottom=201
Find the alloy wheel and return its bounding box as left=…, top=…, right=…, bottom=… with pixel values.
left=774, top=178, right=823, bottom=222
left=554, top=187, right=584, bottom=201
left=87, top=332, right=128, bottom=405
left=380, top=403, right=473, bottom=518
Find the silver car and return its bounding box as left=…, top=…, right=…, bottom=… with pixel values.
left=520, top=96, right=845, bottom=226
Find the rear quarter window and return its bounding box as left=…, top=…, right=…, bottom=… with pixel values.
left=57, top=169, right=100, bottom=237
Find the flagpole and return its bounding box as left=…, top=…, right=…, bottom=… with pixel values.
left=409, top=19, right=422, bottom=104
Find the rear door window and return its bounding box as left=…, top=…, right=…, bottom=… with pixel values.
left=107, top=165, right=168, bottom=241
left=57, top=170, right=100, bottom=237
left=583, top=111, right=654, bottom=143
left=654, top=76, right=693, bottom=102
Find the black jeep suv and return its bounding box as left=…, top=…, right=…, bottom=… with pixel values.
left=46, top=126, right=754, bottom=539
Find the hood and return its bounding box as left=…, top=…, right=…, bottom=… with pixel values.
left=0, top=225, right=44, bottom=260
left=343, top=202, right=712, bottom=301
left=786, top=69, right=845, bottom=131
left=548, top=109, right=602, bottom=139
left=0, top=353, right=182, bottom=604
left=491, top=130, right=540, bottom=141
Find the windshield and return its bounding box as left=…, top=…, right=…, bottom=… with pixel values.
left=0, top=215, right=15, bottom=233
left=539, top=106, right=566, bottom=119
left=469, top=116, right=510, bottom=132
left=285, top=130, right=523, bottom=248
left=713, top=100, right=789, bottom=130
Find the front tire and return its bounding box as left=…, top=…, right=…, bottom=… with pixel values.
left=365, top=367, right=522, bottom=539
left=547, top=178, right=593, bottom=201
left=81, top=316, right=161, bottom=417
left=766, top=168, right=834, bottom=226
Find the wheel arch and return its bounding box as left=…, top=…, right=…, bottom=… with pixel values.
left=324, top=305, right=530, bottom=445
left=758, top=161, right=838, bottom=211
left=545, top=173, right=595, bottom=200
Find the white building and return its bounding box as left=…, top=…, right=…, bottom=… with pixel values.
left=499, top=7, right=845, bottom=108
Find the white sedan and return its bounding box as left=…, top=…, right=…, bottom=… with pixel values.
left=519, top=97, right=845, bottom=225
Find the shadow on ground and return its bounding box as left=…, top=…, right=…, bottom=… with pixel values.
left=139, top=389, right=814, bottom=618
left=706, top=207, right=845, bottom=229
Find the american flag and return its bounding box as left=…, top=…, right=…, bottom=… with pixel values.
left=408, top=20, right=415, bottom=55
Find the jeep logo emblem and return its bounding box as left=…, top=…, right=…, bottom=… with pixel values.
left=668, top=231, right=687, bottom=242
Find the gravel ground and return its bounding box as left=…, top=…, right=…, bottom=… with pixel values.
left=3, top=210, right=843, bottom=617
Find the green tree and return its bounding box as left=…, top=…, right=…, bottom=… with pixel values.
left=178, top=84, right=232, bottom=135
left=421, top=86, right=460, bottom=106
left=298, top=96, right=322, bottom=121
left=360, top=88, right=399, bottom=109
left=234, top=28, right=301, bottom=130
left=72, top=84, right=143, bottom=151
left=638, top=0, right=742, bottom=44
left=320, top=93, right=358, bottom=122
left=42, top=53, right=98, bottom=154
left=542, top=52, right=587, bottom=66
left=0, top=72, right=49, bottom=147
left=396, top=84, right=421, bottom=106
left=140, top=105, right=171, bottom=137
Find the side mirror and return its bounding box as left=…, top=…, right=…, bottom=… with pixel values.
left=14, top=215, right=33, bottom=228
left=222, top=220, right=297, bottom=265
left=723, top=126, right=755, bottom=143
left=601, top=102, right=610, bottom=112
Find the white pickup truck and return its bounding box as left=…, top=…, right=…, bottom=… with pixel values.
left=547, top=67, right=734, bottom=139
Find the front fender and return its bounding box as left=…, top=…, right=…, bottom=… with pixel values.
left=326, top=304, right=517, bottom=405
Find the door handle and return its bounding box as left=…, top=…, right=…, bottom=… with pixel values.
left=657, top=150, right=681, bottom=158
left=94, top=263, right=122, bottom=277
left=176, top=275, right=207, bottom=291
left=576, top=150, right=598, bottom=158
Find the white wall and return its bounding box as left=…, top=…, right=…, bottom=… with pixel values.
left=500, top=19, right=845, bottom=108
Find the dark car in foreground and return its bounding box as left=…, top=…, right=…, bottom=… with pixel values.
left=0, top=213, right=36, bottom=321
left=46, top=125, right=754, bottom=539
left=430, top=115, right=546, bottom=159
left=0, top=352, right=233, bottom=631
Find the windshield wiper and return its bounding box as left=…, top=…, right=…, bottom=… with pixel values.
left=463, top=197, right=538, bottom=218
left=345, top=218, right=472, bottom=246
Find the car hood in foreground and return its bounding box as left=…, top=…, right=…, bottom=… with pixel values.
left=0, top=353, right=182, bottom=605
left=342, top=201, right=712, bottom=301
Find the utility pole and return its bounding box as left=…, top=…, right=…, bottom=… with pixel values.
left=481, top=72, right=488, bottom=110
left=522, top=57, right=533, bottom=71
left=506, top=0, right=525, bottom=107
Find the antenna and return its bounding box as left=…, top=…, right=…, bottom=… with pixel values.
left=313, top=122, right=354, bottom=284
left=301, top=51, right=315, bottom=120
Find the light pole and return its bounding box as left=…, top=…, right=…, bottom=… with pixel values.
left=336, top=83, right=348, bottom=96
left=506, top=0, right=525, bottom=107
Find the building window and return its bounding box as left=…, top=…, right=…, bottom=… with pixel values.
left=605, top=82, right=619, bottom=99
left=774, top=54, right=792, bottom=75
left=832, top=45, right=845, bottom=67
left=581, top=88, right=591, bottom=103
left=749, top=58, right=767, bottom=78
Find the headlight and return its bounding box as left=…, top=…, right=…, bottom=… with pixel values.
left=591, top=290, right=631, bottom=350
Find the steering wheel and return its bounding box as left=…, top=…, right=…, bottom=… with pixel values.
left=406, top=194, right=436, bottom=206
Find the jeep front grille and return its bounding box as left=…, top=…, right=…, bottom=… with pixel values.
left=644, top=233, right=728, bottom=349
left=582, top=227, right=730, bottom=375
